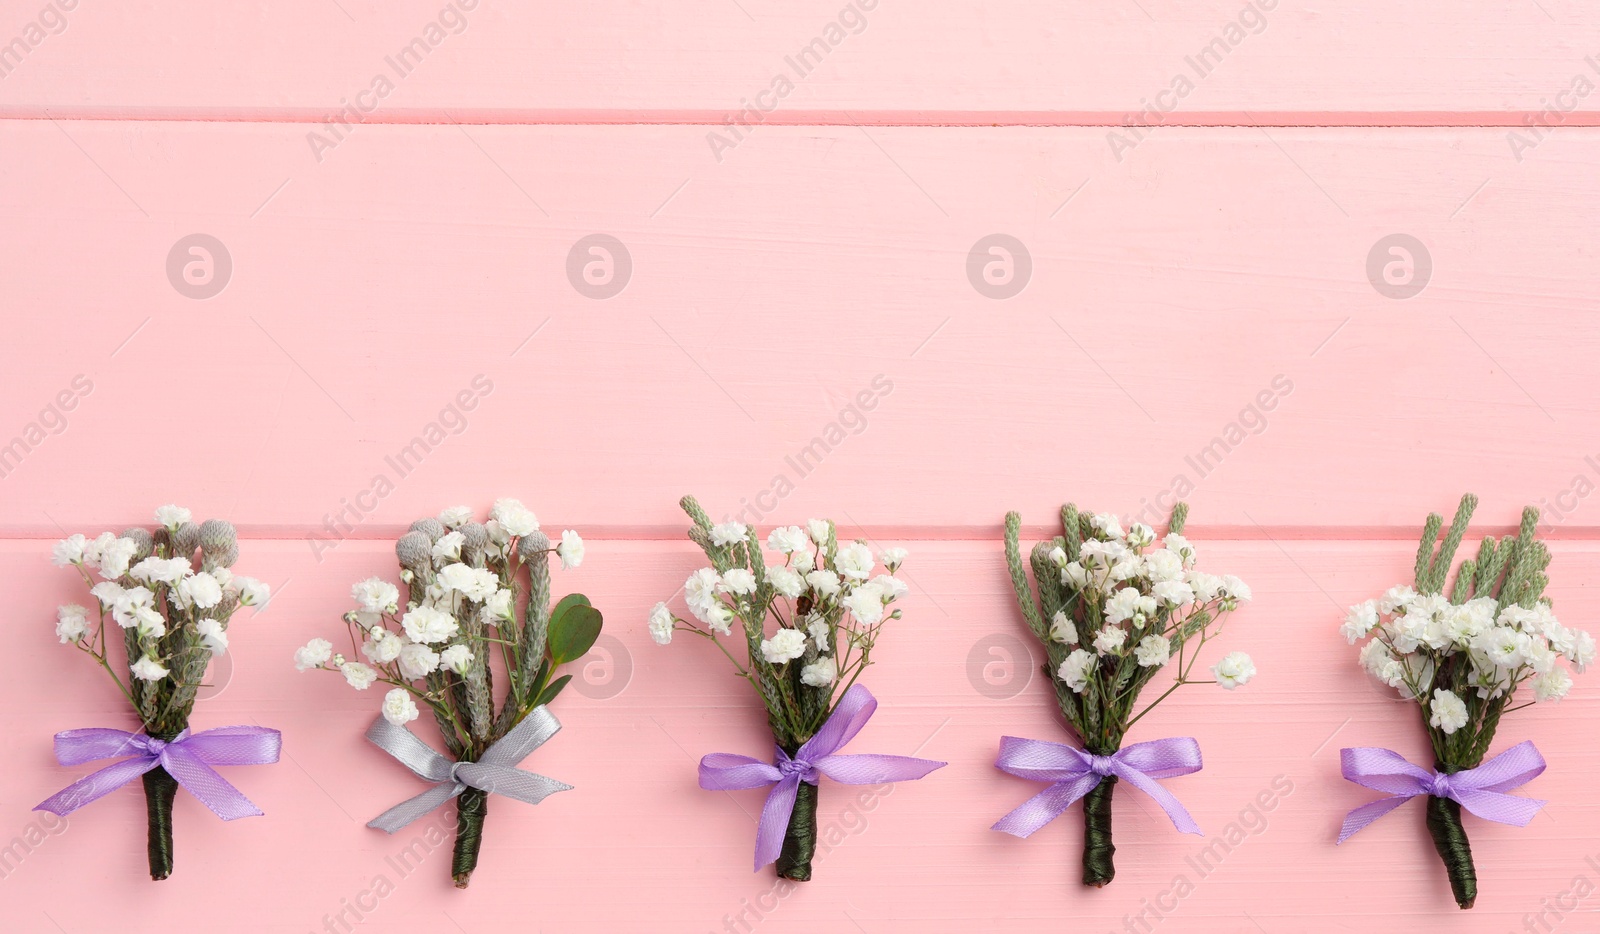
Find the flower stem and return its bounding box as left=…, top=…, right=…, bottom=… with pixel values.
left=1425, top=794, right=1477, bottom=909
left=142, top=766, right=179, bottom=881
left=451, top=787, right=489, bottom=888
left=1081, top=776, right=1117, bottom=887
left=775, top=779, right=819, bottom=881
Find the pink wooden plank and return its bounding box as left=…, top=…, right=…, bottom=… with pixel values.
left=2, top=537, right=1595, bottom=933
left=0, top=1, right=1599, bottom=120
left=1, top=122, right=1597, bottom=535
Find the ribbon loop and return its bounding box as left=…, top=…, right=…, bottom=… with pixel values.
left=697, top=684, right=947, bottom=871
left=365, top=706, right=572, bottom=834
left=1336, top=741, right=1547, bottom=844
left=991, top=735, right=1204, bottom=839
left=34, top=725, right=280, bottom=820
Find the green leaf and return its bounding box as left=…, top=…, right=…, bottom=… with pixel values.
left=548, top=603, right=603, bottom=665
left=534, top=674, right=573, bottom=708
left=550, top=593, right=591, bottom=626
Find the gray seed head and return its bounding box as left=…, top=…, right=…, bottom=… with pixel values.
left=198, top=519, right=237, bottom=555
left=396, top=531, right=433, bottom=570
left=121, top=527, right=155, bottom=563
left=408, top=518, right=447, bottom=542
left=206, top=543, right=239, bottom=569
left=517, top=531, right=550, bottom=560
left=171, top=522, right=201, bottom=557
left=459, top=522, right=489, bottom=564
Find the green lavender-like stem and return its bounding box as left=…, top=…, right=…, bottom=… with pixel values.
left=142, top=766, right=179, bottom=881
left=451, top=787, right=489, bottom=888
left=1424, top=793, right=1476, bottom=909
left=775, top=779, right=819, bottom=881
left=1081, top=776, right=1117, bottom=887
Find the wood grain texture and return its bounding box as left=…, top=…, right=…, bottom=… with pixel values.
left=1, top=1, right=1599, bottom=120
left=1, top=538, right=1595, bottom=933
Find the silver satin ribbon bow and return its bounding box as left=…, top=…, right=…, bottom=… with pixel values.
left=365, top=705, right=573, bottom=833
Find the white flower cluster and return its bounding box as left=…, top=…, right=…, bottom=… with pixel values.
left=1050, top=513, right=1255, bottom=694
left=53, top=505, right=268, bottom=685
left=1345, top=586, right=1593, bottom=732
left=651, top=519, right=908, bottom=692
left=297, top=500, right=581, bottom=726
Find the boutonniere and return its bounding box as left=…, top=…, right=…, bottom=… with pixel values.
left=649, top=496, right=945, bottom=880
left=1337, top=495, right=1592, bottom=908
left=295, top=500, right=600, bottom=888
left=37, top=506, right=279, bottom=880
left=998, top=502, right=1254, bottom=886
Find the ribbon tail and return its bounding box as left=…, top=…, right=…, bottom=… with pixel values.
left=1111, top=762, right=1203, bottom=835
left=1453, top=788, right=1546, bottom=828
left=368, top=782, right=466, bottom=834
left=456, top=763, right=573, bottom=806
left=33, top=756, right=158, bottom=816
left=753, top=774, right=801, bottom=871
left=160, top=745, right=264, bottom=821
left=812, top=752, right=946, bottom=785
left=1336, top=794, right=1414, bottom=844
left=699, top=753, right=784, bottom=791
left=992, top=774, right=1100, bottom=838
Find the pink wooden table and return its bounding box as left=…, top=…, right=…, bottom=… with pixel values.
left=2, top=3, right=1598, bottom=931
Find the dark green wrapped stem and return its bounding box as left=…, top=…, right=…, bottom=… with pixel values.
left=1425, top=794, right=1476, bottom=909
left=1081, top=776, right=1117, bottom=887
left=142, top=766, right=179, bottom=881
left=775, top=780, right=819, bottom=881
left=452, top=787, right=489, bottom=888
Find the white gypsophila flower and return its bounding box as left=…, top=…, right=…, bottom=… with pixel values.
left=1186, top=571, right=1223, bottom=603
left=870, top=574, right=909, bottom=601
left=52, top=534, right=88, bottom=567
left=1220, top=575, right=1253, bottom=602
left=233, top=576, right=270, bottom=607
left=90, top=581, right=124, bottom=607
left=1142, top=550, right=1185, bottom=583
left=485, top=589, right=514, bottom=623
left=1212, top=651, right=1256, bottom=690
left=131, top=655, right=170, bottom=681
left=557, top=530, right=584, bottom=569
left=55, top=605, right=90, bottom=644
left=1473, top=627, right=1528, bottom=668
left=1524, top=640, right=1557, bottom=674
left=1136, top=634, right=1172, bottom=668
left=834, top=542, right=874, bottom=580
left=1126, top=523, right=1155, bottom=549
left=760, top=628, right=808, bottom=664
left=1380, top=585, right=1418, bottom=614
left=177, top=572, right=224, bottom=609
left=1570, top=631, right=1596, bottom=671
left=113, top=587, right=162, bottom=632
left=96, top=538, right=140, bottom=579
left=431, top=531, right=465, bottom=562
left=722, top=568, right=757, bottom=596
left=402, top=606, right=459, bottom=644
left=1152, top=580, right=1195, bottom=607
left=131, top=556, right=190, bottom=585
left=1062, top=562, right=1091, bottom=589
left=1048, top=546, right=1068, bottom=568
left=806, top=570, right=842, bottom=597
left=1049, top=610, right=1077, bottom=644
left=437, top=563, right=498, bottom=601
left=1057, top=649, right=1095, bottom=694
left=398, top=642, right=441, bottom=680
left=1109, top=556, right=1141, bottom=582
left=382, top=688, right=419, bottom=725
left=295, top=638, right=334, bottom=671
left=648, top=602, right=675, bottom=645
left=1341, top=601, right=1380, bottom=644
left=483, top=518, right=509, bottom=545
left=196, top=618, right=228, bottom=656
left=1093, top=627, right=1127, bottom=655
left=438, top=506, right=473, bottom=528
left=806, top=519, right=831, bottom=545
left=81, top=532, right=115, bottom=566
left=440, top=644, right=474, bottom=675
left=1079, top=539, right=1128, bottom=567
left=766, top=566, right=804, bottom=599
left=1533, top=668, right=1573, bottom=703
left=704, top=603, right=736, bottom=636
left=842, top=584, right=887, bottom=625
left=1103, top=587, right=1148, bottom=625
left=808, top=617, right=831, bottom=653
left=1164, top=534, right=1196, bottom=567
left=1089, top=513, right=1125, bottom=539
left=490, top=498, right=540, bottom=537
left=710, top=521, right=749, bottom=547
left=341, top=661, right=378, bottom=690
left=363, top=629, right=404, bottom=665
left=879, top=547, right=908, bottom=571
left=791, top=548, right=816, bottom=574
left=154, top=504, right=192, bottom=529
left=767, top=526, right=810, bottom=554
left=684, top=568, right=723, bottom=620
left=1429, top=689, right=1470, bottom=733
left=801, top=657, right=838, bottom=687
left=352, top=578, right=400, bottom=614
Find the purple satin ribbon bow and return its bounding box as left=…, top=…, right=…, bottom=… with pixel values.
left=992, top=735, right=1204, bottom=837
left=1337, top=741, right=1546, bottom=844
left=34, top=725, right=282, bottom=821
left=698, top=684, right=946, bottom=870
